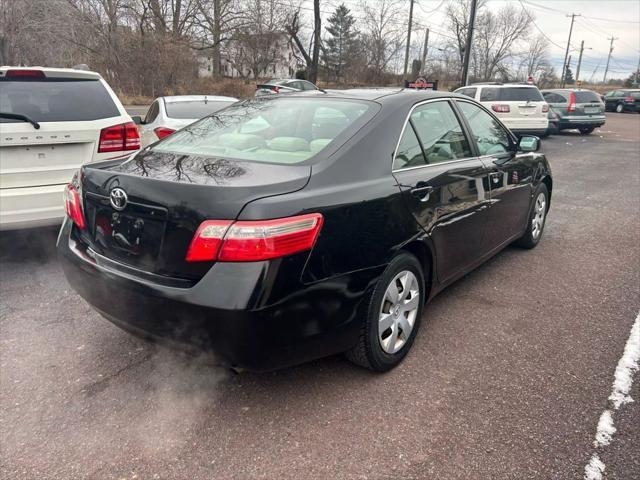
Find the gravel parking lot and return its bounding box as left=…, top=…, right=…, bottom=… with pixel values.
left=1, top=113, right=638, bottom=480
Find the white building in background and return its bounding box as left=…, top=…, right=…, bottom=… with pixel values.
left=198, top=32, right=303, bottom=79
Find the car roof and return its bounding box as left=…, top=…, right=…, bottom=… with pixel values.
left=283, top=88, right=459, bottom=104
left=161, top=95, right=238, bottom=103
left=542, top=88, right=597, bottom=92
left=0, top=66, right=102, bottom=80
left=469, top=82, right=539, bottom=87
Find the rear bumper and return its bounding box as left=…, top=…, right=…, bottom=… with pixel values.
left=0, top=184, right=65, bottom=230
left=57, top=219, right=381, bottom=371
left=558, top=115, right=605, bottom=129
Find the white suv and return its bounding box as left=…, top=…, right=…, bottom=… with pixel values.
left=0, top=66, right=139, bottom=230
left=454, top=83, right=548, bottom=137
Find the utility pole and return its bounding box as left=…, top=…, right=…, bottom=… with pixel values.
left=603, top=37, right=618, bottom=84
left=561, top=13, right=580, bottom=88
left=575, top=41, right=584, bottom=84
left=461, top=0, right=478, bottom=86
left=403, top=0, right=415, bottom=82
left=420, top=28, right=429, bottom=76
left=636, top=56, right=640, bottom=86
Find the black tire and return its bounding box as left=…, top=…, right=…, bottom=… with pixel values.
left=615, top=103, right=625, bottom=113
left=579, top=127, right=595, bottom=135
left=345, top=252, right=425, bottom=372
left=513, top=183, right=549, bottom=249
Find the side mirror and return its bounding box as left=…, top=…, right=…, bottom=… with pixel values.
left=518, top=135, right=540, bottom=152
left=131, top=115, right=143, bottom=125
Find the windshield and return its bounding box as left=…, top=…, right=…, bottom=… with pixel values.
left=499, top=87, right=544, bottom=102
left=0, top=79, right=119, bottom=122
left=165, top=100, right=236, bottom=119
left=151, top=97, right=375, bottom=164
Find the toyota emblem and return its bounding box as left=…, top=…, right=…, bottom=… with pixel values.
left=110, top=187, right=128, bottom=211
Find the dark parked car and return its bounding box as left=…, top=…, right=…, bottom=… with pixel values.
left=255, top=78, right=319, bottom=97
left=602, top=89, right=640, bottom=113
left=541, top=88, right=605, bottom=134
left=58, top=90, right=553, bottom=372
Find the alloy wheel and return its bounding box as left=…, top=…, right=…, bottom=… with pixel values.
left=378, top=270, right=420, bottom=354
left=531, top=192, right=547, bottom=240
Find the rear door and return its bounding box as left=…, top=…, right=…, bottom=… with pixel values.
left=455, top=100, right=534, bottom=249
left=392, top=99, right=492, bottom=283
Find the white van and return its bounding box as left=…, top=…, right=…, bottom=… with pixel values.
left=455, top=83, right=549, bottom=137
left=0, top=66, right=139, bottom=230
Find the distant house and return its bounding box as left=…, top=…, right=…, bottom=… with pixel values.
left=197, top=32, right=303, bottom=79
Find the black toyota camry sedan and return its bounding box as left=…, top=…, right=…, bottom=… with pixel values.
left=58, top=89, right=552, bottom=372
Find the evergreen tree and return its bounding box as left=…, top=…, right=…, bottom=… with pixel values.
left=323, top=4, right=358, bottom=82
left=564, top=66, right=575, bottom=85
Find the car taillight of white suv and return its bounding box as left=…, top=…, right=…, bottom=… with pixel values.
left=0, top=66, right=139, bottom=230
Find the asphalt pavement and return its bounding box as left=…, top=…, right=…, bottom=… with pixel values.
left=1, top=114, right=639, bottom=480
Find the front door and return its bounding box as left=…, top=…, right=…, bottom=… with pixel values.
left=455, top=100, right=535, bottom=250
left=392, top=100, right=492, bottom=283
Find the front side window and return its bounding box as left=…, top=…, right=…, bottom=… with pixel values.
left=150, top=98, right=375, bottom=165
left=456, top=101, right=512, bottom=156
left=480, top=87, right=500, bottom=102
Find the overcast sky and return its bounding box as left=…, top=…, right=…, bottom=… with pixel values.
left=319, top=0, right=640, bottom=81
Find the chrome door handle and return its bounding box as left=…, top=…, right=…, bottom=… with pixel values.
left=410, top=185, right=434, bottom=202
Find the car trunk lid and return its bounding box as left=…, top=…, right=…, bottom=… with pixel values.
left=78, top=150, right=311, bottom=280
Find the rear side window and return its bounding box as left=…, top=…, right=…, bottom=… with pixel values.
left=543, top=92, right=566, bottom=103
left=457, top=87, right=477, bottom=98
left=410, top=101, right=472, bottom=164
left=0, top=79, right=120, bottom=122
left=574, top=91, right=601, bottom=103
left=394, top=101, right=472, bottom=169
left=165, top=100, right=235, bottom=119
left=151, top=97, right=375, bottom=165
left=394, top=125, right=426, bottom=169
left=629, top=91, right=640, bottom=99
left=480, top=88, right=499, bottom=101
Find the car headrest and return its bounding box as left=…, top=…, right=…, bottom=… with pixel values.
left=218, top=133, right=266, bottom=150
left=267, top=137, right=310, bottom=152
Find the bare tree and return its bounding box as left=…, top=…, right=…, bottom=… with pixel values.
left=360, top=0, right=405, bottom=82
left=284, top=0, right=321, bottom=82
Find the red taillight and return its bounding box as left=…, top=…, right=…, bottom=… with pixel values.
left=154, top=127, right=176, bottom=139
left=5, top=69, right=46, bottom=79
left=98, top=122, right=140, bottom=153
left=274, top=86, right=280, bottom=94
left=568, top=92, right=576, bottom=112
left=625, top=96, right=634, bottom=103
left=491, top=104, right=510, bottom=113
left=63, top=184, right=85, bottom=230
left=542, top=103, right=549, bottom=113
left=185, top=220, right=233, bottom=262
left=186, top=213, right=323, bottom=262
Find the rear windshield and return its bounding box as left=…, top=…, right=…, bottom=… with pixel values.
left=0, top=79, right=120, bottom=122
left=165, top=100, right=236, bottom=119
left=574, top=91, right=601, bottom=103
left=481, top=87, right=543, bottom=102
left=151, top=98, right=375, bottom=164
